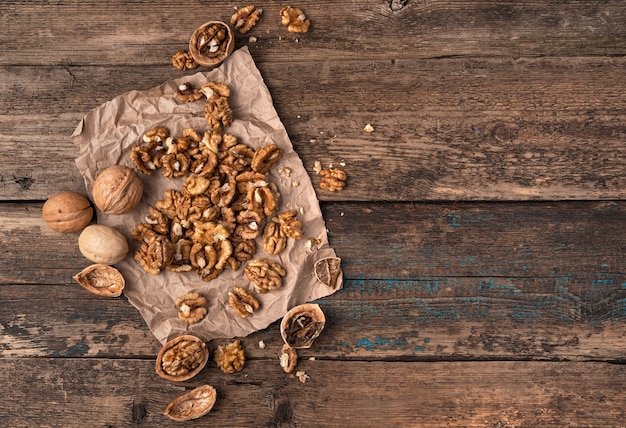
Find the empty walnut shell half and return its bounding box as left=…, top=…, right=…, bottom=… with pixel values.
left=164, top=385, right=217, bottom=421
left=314, top=257, right=343, bottom=289
left=280, top=303, right=326, bottom=349
left=72, top=264, right=125, bottom=297
left=189, top=21, right=235, bottom=67
left=155, top=334, right=209, bottom=382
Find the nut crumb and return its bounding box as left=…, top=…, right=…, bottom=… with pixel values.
left=258, top=340, right=266, bottom=349
left=308, top=356, right=316, bottom=361
left=313, top=161, right=322, bottom=174
left=364, top=123, right=375, bottom=133
left=292, top=181, right=299, bottom=187
left=295, top=370, right=310, bottom=383
left=249, top=36, right=258, bottom=43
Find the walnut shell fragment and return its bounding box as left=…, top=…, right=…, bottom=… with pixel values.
left=280, top=303, right=326, bottom=349
left=164, top=385, right=217, bottom=422
left=72, top=264, right=125, bottom=297
left=314, top=257, right=342, bottom=289
left=156, top=335, right=209, bottom=382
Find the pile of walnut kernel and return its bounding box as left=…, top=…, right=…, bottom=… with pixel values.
left=130, top=81, right=307, bottom=321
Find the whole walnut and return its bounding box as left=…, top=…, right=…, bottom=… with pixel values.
left=92, top=165, right=144, bottom=215
left=78, top=224, right=129, bottom=265
left=42, top=191, right=93, bottom=233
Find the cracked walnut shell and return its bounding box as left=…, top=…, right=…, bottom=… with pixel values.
left=214, top=339, right=245, bottom=374
left=72, top=264, right=125, bottom=298
left=280, top=303, right=326, bottom=349
left=156, top=335, right=209, bottom=382
left=189, top=21, right=234, bottom=67
left=164, top=385, right=217, bottom=421
left=92, top=165, right=144, bottom=215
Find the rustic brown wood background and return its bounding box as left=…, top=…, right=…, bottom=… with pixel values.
left=2, top=1, right=626, bottom=426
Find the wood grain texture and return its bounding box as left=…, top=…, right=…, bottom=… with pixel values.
left=2, top=57, right=626, bottom=201
left=2, top=202, right=626, bottom=362
left=2, top=0, right=626, bottom=425
left=1, top=358, right=624, bottom=427
left=1, top=0, right=625, bottom=66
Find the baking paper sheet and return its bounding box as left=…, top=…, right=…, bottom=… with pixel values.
left=72, top=46, right=341, bottom=344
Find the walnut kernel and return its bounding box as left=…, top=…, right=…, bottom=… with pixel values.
left=214, top=339, right=245, bottom=374
left=280, top=6, right=311, bottom=33
left=280, top=344, right=298, bottom=373
left=245, top=259, right=286, bottom=293
left=172, top=50, right=198, bottom=71
left=231, top=5, right=263, bottom=34
left=175, top=292, right=208, bottom=324
left=228, top=286, right=260, bottom=318
left=319, top=167, right=347, bottom=192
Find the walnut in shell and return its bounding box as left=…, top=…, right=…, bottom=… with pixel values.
left=78, top=224, right=129, bottom=265
left=164, top=385, right=217, bottom=421
left=92, top=165, right=144, bottom=215
left=280, top=303, right=326, bottom=349
left=156, top=335, right=209, bottom=382
left=42, top=191, right=93, bottom=233
left=72, top=264, right=125, bottom=297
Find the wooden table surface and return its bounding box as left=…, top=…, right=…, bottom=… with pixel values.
left=2, top=1, right=626, bottom=426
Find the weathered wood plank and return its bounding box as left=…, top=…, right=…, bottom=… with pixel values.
left=3, top=280, right=626, bottom=361
left=2, top=57, right=626, bottom=201
left=1, top=0, right=625, bottom=66
left=1, top=358, right=624, bottom=427
left=4, top=201, right=625, bottom=283
left=2, top=202, right=626, bottom=361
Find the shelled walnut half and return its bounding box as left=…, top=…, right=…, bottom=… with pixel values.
left=231, top=5, right=263, bottom=34
left=228, top=286, right=260, bottom=318
left=319, top=167, right=347, bottom=192
left=244, top=259, right=286, bottom=293
left=175, top=292, right=208, bottom=324
left=156, top=335, right=209, bottom=382
left=214, top=339, right=245, bottom=374
left=279, top=343, right=298, bottom=373
left=280, top=6, right=311, bottom=33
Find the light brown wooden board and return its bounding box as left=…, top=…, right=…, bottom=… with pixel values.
left=1, top=359, right=624, bottom=427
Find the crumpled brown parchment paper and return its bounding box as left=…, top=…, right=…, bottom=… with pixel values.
left=72, top=46, right=341, bottom=345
